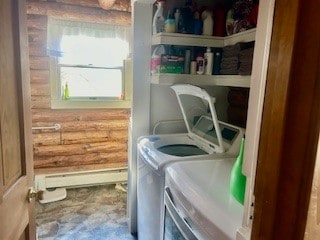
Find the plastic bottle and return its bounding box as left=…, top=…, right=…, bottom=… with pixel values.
left=190, top=61, right=197, bottom=74
left=64, top=82, right=70, bottom=100
left=177, top=9, right=185, bottom=33
left=152, top=1, right=165, bottom=34
left=174, top=9, right=180, bottom=33
left=184, top=49, right=191, bottom=74
left=193, top=11, right=202, bottom=35
left=230, top=137, right=246, bottom=205
left=165, top=13, right=176, bottom=33
left=150, top=45, right=166, bottom=74
left=213, top=51, right=221, bottom=74
left=177, top=0, right=193, bottom=34
left=226, top=9, right=235, bottom=36
left=201, top=9, right=213, bottom=36
left=204, top=47, right=213, bottom=75
left=196, top=54, right=204, bottom=75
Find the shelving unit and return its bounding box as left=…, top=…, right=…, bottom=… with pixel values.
left=151, top=74, right=251, bottom=88
left=152, top=28, right=256, bottom=47
left=223, top=28, right=256, bottom=46
left=151, top=28, right=256, bottom=88
left=152, top=32, right=224, bottom=47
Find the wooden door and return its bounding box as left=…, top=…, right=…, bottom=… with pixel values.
left=0, top=0, right=35, bottom=239
left=251, top=0, right=320, bottom=239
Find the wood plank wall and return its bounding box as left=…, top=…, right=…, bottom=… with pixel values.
left=27, top=0, right=131, bottom=174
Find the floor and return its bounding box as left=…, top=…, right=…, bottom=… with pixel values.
left=36, top=184, right=137, bottom=240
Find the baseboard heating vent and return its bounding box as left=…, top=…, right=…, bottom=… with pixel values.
left=35, top=168, right=128, bottom=203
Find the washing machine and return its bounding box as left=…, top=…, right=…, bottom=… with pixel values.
left=164, top=158, right=244, bottom=240
left=137, top=84, right=245, bottom=240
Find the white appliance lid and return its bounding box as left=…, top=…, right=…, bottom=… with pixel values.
left=171, top=84, right=225, bottom=153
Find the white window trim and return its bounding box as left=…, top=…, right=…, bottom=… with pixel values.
left=50, top=58, right=132, bottom=109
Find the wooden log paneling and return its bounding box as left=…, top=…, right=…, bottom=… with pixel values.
left=31, top=96, right=51, bottom=109
left=60, top=130, right=128, bottom=144
left=32, top=125, right=128, bottom=146
left=30, top=70, right=50, bottom=84
left=34, top=151, right=127, bottom=169
left=28, top=42, right=47, bottom=56
left=55, top=0, right=132, bottom=12
left=86, top=141, right=128, bottom=153
left=27, top=14, right=47, bottom=30
left=61, top=119, right=129, bottom=131
left=27, top=1, right=131, bottom=25
left=98, top=0, right=131, bottom=12
left=31, top=83, right=50, bottom=96
left=34, top=162, right=128, bottom=174
left=33, top=141, right=127, bottom=157
left=32, top=119, right=129, bottom=132
left=28, top=30, right=47, bottom=44
left=29, top=56, right=50, bottom=70
left=32, top=109, right=130, bottom=122
left=32, top=132, right=61, bottom=146
left=27, top=0, right=131, bottom=173
left=56, top=0, right=101, bottom=8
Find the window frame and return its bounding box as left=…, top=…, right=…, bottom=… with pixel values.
left=48, top=18, right=132, bottom=109
left=50, top=57, right=132, bottom=109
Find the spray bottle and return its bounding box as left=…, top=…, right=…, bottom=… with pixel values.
left=152, top=0, right=165, bottom=34
left=230, top=137, right=247, bottom=204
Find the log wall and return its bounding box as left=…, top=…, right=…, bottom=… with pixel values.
left=27, top=0, right=131, bottom=174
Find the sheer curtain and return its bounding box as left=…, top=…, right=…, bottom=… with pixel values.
left=47, top=18, right=131, bottom=66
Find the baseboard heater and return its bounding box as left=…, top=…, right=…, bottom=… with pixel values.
left=35, top=168, right=128, bottom=203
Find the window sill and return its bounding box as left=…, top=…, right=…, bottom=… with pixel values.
left=51, top=99, right=131, bottom=109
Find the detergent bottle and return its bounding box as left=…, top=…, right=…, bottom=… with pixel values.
left=201, top=9, right=213, bottom=36
left=230, top=137, right=246, bottom=204
left=151, top=45, right=166, bottom=74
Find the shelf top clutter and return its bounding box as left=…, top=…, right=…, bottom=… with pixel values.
left=150, top=28, right=256, bottom=88
left=152, top=28, right=256, bottom=47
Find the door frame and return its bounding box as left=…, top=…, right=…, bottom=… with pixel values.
left=18, top=0, right=36, bottom=237
left=251, top=0, right=320, bottom=239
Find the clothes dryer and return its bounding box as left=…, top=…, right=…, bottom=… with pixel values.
left=137, top=84, right=245, bottom=240
left=164, top=158, right=244, bottom=240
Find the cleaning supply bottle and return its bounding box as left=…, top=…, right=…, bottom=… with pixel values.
left=174, top=9, right=180, bottom=33
left=150, top=45, right=166, bottom=74
left=226, top=9, right=235, bottom=36
left=152, top=0, right=165, bottom=34
left=193, top=10, right=202, bottom=35
left=201, top=9, right=213, bottom=36
left=196, top=54, right=205, bottom=75
left=230, top=137, right=246, bottom=204
left=165, top=13, right=176, bottom=33
left=204, top=47, right=213, bottom=75
left=64, top=82, right=70, bottom=100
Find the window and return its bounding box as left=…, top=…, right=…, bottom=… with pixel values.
left=48, top=18, right=131, bottom=109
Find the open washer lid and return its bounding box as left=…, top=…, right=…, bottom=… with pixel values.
left=171, top=84, right=224, bottom=153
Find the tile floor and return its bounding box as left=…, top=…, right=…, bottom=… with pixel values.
left=36, top=184, right=137, bottom=240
